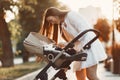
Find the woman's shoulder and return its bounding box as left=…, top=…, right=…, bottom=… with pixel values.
left=67, top=11, right=79, bottom=16
left=66, top=11, right=86, bottom=22
left=67, top=11, right=84, bottom=19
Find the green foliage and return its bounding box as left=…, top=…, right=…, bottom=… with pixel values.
left=8, top=20, right=22, bottom=43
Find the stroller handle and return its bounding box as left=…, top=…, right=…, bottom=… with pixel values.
left=64, top=29, right=100, bottom=50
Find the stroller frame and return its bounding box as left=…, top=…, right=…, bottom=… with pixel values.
left=34, top=29, right=100, bottom=80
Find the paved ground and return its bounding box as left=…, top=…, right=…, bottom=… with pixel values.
left=15, top=63, right=120, bottom=80
left=97, top=63, right=120, bottom=80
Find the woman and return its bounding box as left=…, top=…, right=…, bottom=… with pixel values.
left=39, top=7, right=107, bottom=80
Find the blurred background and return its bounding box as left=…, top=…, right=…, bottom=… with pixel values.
left=0, top=0, right=120, bottom=79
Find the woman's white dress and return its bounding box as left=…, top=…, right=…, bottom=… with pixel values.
left=61, top=11, right=107, bottom=71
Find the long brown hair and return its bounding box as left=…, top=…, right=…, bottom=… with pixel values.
left=39, top=7, right=69, bottom=43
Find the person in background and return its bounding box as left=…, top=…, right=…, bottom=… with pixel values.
left=39, top=7, right=107, bottom=80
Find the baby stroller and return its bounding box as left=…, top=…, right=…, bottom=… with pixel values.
left=23, top=29, right=100, bottom=80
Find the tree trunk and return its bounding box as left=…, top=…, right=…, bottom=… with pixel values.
left=17, top=40, right=29, bottom=63
left=23, top=49, right=29, bottom=63
left=0, top=10, right=14, bottom=67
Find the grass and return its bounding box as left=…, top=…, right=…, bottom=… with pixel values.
left=0, top=61, right=46, bottom=80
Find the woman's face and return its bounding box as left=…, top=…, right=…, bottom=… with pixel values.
left=46, top=16, right=60, bottom=24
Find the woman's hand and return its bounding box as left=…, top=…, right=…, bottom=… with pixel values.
left=57, top=42, right=68, bottom=48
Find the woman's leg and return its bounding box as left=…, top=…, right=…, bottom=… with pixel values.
left=75, top=69, right=86, bottom=80
left=86, top=64, right=99, bottom=80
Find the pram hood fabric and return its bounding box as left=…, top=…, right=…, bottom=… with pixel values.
left=23, top=32, right=54, bottom=56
